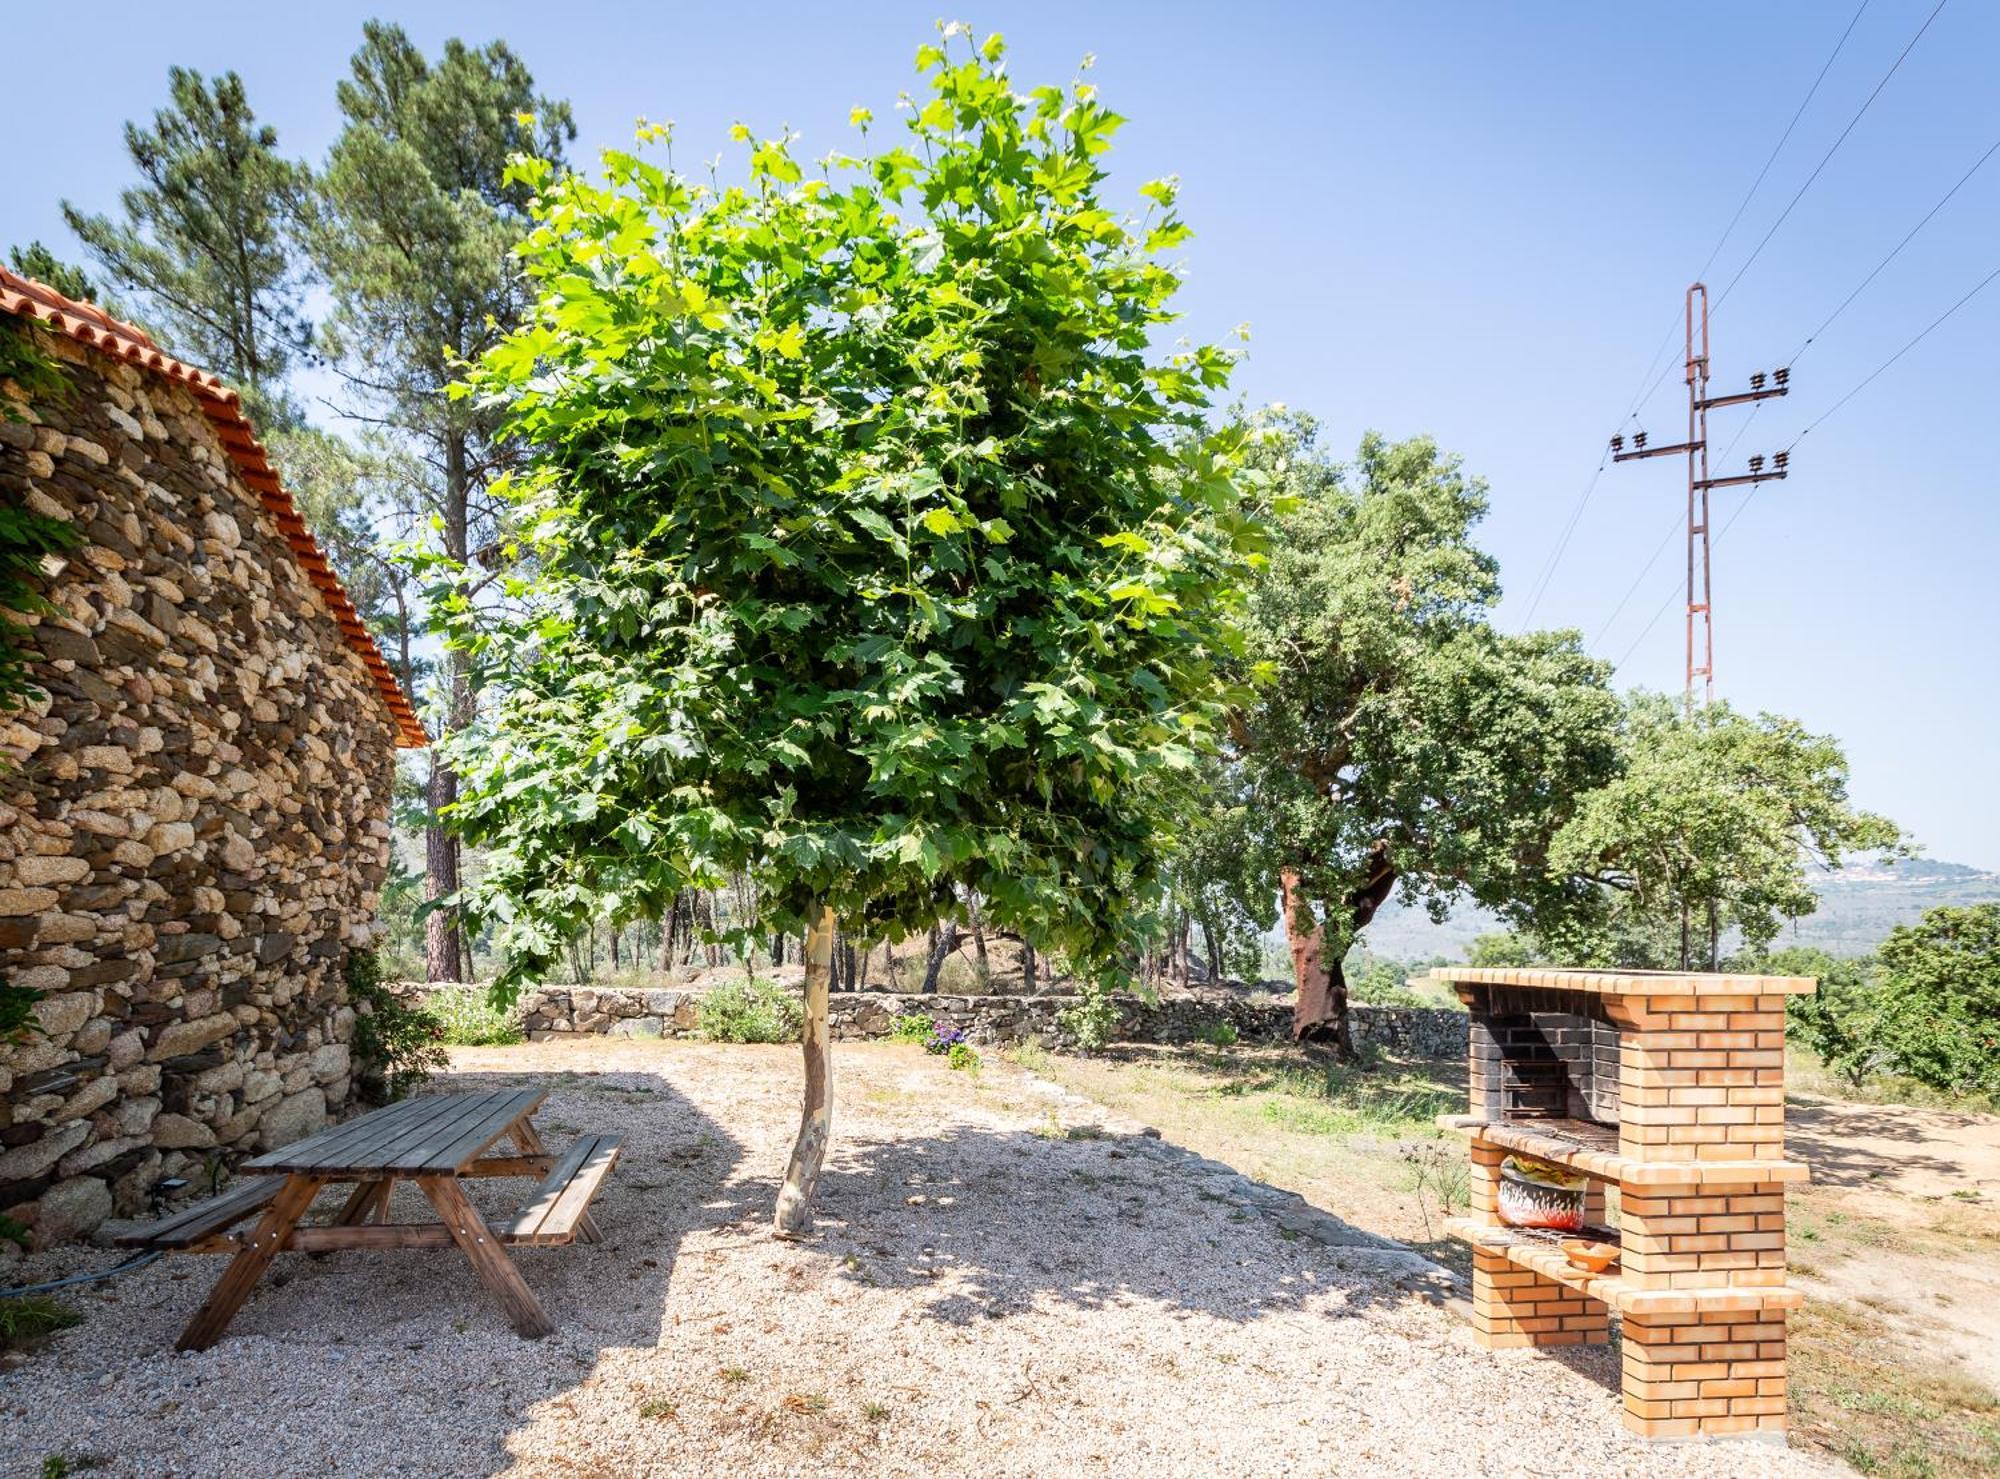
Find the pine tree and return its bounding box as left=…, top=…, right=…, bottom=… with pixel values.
left=309, top=22, right=574, bottom=983
left=61, top=68, right=310, bottom=420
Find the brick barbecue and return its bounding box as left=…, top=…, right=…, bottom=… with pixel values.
left=1430, top=967, right=1815, bottom=1444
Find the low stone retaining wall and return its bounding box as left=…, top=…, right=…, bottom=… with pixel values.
left=411, top=982, right=1468, bottom=1059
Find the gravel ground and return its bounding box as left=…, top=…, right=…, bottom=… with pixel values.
left=2, top=1040, right=1839, bottom=1477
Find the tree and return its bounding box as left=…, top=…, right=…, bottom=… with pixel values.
left=1234, top=417, right=1622, bottom=1054
left=8, top=242, right=107, bottom=308
left=1546, top=694, right=1903, bottom=969
left=310, top=22, right=575, bottom=984
left=62, top=67, right=310, bottom=419
left=437, top=28, right=1264, bottom=1234
left=1867, top=905, right=1999, bottom=1097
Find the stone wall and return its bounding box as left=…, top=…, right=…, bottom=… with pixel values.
left=0, top=335, right=400, bottom=1249
left=452, top=981, right=1469, bottom=1059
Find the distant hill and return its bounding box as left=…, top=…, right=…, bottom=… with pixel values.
left=1354, top=858, right=2000, bottom=962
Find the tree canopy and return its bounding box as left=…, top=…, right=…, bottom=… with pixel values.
left=1546, top=693, right=1903, bottom=967
left=441, top=29, right=1263, bottom=1004
left=1228, top=417, right=1621, bottom=1050
left=62, top=67, right=309, bottom=417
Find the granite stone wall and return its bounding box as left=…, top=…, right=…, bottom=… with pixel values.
left=0, top=335, right=400, bottom=1250
left=433, top=981, right=1470, bottom=1059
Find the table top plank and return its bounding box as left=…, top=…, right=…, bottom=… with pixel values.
left=265, top=1095, right=446, bottom=1172
left=291, top=1094, right=468, bottom=1173
left=333, top=1093, right=521, bottom=1175
left=247, top=1090, right=546, bottom=1176
left=247, top=1093, right=450, bottom=1173
left=398, top=1089, right=545, bottom=1174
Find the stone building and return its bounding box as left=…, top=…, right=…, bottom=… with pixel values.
left=0, top=269, right=426, bottom=1248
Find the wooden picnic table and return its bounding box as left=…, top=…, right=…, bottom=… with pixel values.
left=116, top=1088, right=620, bottom=1352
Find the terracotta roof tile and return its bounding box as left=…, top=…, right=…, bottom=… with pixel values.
left=0, top=266, right=427, bottom=747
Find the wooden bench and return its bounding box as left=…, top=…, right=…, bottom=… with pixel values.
left=112, top=1175, right=288, bottom=1251
left=503, top=1133, right=622, bottom=1246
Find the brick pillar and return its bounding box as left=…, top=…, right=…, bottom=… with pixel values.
left=1622, top=1309, right=1789, bottom=1440
left=1470, top=1250, right=1610, bottom=1349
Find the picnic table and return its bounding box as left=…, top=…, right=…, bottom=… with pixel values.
left=115, top=1088, right=620, bottom=1351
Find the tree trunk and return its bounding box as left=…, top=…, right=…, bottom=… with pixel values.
left=968, top=894, right=989, bottom=980
left=608, top=926, right=621, bottom=971
left=922, top=920, right=958, bottom=994
left=1287, top=845, right=1398, bottom=1059
left=423, top=749, right=463, bottom=983
left=774, top=902, right=836, bottom=1239
left=1172, top=912, right=1191, bottom=993
left=424, top=434, right=473, bottom=985
left=1202, top=916, right=1223, bottom=988
left=772, top=932, right=786, bottom=968
left=1021, top=938, right=1037, bottom=995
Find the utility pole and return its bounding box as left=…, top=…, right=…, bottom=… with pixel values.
left=1610, top=283, right=1793, bottom=713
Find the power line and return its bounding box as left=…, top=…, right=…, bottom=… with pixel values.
left=1521, top=3, right=1878, bottom=627
left=1591, top=406, right=1761, bottom=652
left=1616, top=0, right=1880, bottom=423
left=1789, top=130, right=2000, bottom=364
left=1786, top=258, right=2000, bottom=450
left=1614, top=256, right=2000, bottom=674
left=1713, top=0, right=1950, bottom=312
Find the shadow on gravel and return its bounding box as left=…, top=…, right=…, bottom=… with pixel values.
left=784, top=1121, right=1454, bottom=1329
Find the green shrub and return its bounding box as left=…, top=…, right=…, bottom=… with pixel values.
left=1, top=977, right=44, bottom=1046
left=345, top=950, right=448, bottom=1102
left=426, top=986, right=525, bottom=1047
left=1195, top=1019, right=1238, bottom=1048
left=889, top=1012, right=934, bottom=1044
left=0, top=1295, right=81, bottom=1348
left=697, top=978, right=802, bottom=1044
left=1058, top=988, right=1118, bottom=1051
left=1872, top=904, right=2000, bottom=1097
left=946, top=1041, right=981, bottom=1073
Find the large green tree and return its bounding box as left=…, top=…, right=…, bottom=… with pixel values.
left=1546, top=694, right=1903, bottom=969
left=438, top=29, right=1264, bottom=1232
left=62, top=67, right=310, bottom=419
left=1234, top=417, right=1622, bottom=1054
left=310, top=22, right=575, bottom=983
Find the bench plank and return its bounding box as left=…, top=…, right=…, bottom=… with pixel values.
left=113, top=1176, right=288, bottom=1249
left=513, top=1135, right=622, bottom=1247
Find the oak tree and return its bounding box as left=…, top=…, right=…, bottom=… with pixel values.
left=1234, top=417, right=1621, bottom=1054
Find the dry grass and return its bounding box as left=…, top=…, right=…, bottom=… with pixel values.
left=1789, top=1298, right=2000, bottom=1477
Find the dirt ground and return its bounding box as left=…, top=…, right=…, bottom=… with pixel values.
left=1785, top=1096, right=2000, bottom=1391
left=1, top=1040, right=1839, bottom=1477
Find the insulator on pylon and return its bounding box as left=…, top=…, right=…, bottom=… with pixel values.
left=1749, top=454, right=1765, bottom=472
left=1634, top=431, right=1648, bottom=449
left=1610, top=434, right=1624, bottom=452
left=1750, top=371, right=1766, bottom=390
left=1773, top=450, right=1789, bottom=469
left=1774, top=366, right=1790, bottom=386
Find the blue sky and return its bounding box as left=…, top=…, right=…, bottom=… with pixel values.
left=5, top=2, right=1996, bottom=867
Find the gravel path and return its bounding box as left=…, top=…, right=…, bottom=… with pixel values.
left=2, top=1041, right=1839, bottom=1477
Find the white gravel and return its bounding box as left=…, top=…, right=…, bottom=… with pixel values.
left=1, top=1040, right=1838, bottom=1477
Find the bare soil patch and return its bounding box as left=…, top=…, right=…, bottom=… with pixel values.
left=3, top=1040, right=1834, bottom=1476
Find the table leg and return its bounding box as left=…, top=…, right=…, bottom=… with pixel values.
left=416, top=1174, right=554, bottom=1339
left=176, top=1175, right=324, bottom=1352
left=506, top=1115, right=546, bottom=1155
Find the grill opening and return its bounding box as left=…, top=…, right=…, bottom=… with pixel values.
left=1467, top=986, right=1621, bottom=1127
